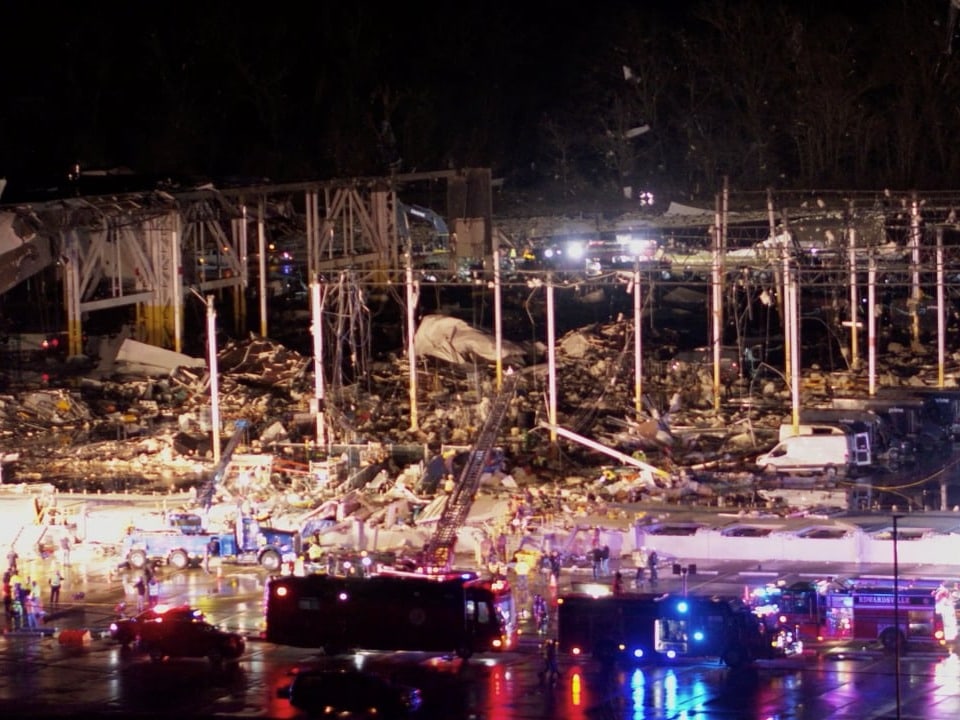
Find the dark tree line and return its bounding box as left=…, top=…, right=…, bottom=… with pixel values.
left=2, top=1, right=960, bottom=200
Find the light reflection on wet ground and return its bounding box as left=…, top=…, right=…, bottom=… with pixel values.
left=2, top=631, right=960, bottom=718
left=1, top=544, right=960, bottom=718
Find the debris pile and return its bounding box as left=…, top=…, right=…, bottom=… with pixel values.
left=1, top=316, right=958, bottom=559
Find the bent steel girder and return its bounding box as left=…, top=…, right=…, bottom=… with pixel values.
left=62, top=207, right=179, bottom=354
left=15, top=170, right=481, bottom=357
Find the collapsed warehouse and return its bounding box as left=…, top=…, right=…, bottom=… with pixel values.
left=2, top=307, right=960, bottom=568
left=4, top=180, right=960, bottom=566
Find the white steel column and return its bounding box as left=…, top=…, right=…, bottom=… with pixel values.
left=406, top=254, right=419, bottom=431
left=311, top=279, right=327, bottom=445
left=787, top=264, right=800, bottom=434
left=848, top=226, right=859, bottom=369
left=910, top=197, right=921, bottom=348
left=173, top=227, right=183, bottom=354
left=257, top=198, right=268, bottom=338
left=937, top=227, right=945, bottom=388
left=633, top=263, right=643, bottom=418
left=868, top=253, right=877, bottom=396
left=711, top=201, right=723, bottom=412
left=547, top=275, right=557, bottom=445
left=493, top=243, right=503, bottom=391
left=206, top=295, right=221, bottom=464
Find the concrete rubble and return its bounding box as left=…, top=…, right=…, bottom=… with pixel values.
left=0, top=315, right=959, bottom=566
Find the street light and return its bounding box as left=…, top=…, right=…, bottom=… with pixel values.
left=892, top=513, right=903, bottom=720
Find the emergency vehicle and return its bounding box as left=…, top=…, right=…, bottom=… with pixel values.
left=264, top=570, right=516, bottom=658
left=751, top=577, right=955, bottom=650
left=557, top=591, right=801, bottom=668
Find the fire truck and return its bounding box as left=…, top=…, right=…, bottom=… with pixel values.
left=557, top=591, right=801, bottom=668
left=751, top=578, right=951, bottom=650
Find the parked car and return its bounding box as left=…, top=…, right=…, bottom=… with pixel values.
left=136, top=614, right=244, bottom=664
left=277, top=668, right=423, bottom=717
left=109, top=604, right=204, bottom=647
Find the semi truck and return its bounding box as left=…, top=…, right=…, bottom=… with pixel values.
left=121, top=513, right=299, bottom=572
left=264, top=570, right=517, bottom=658
left=557, top=591, right=801, bottom=668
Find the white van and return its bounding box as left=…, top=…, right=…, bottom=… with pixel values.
left=756, top=432, right=871, bottom=476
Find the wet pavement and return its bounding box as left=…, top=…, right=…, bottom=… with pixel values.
left=0, top=480, right=957, bottom=720
left=0, top=550, right=958, bottom=718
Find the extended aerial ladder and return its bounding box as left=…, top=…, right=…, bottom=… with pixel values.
left=197, top=419, right=250, bottom=512
left=423, top=373, right=519, bottom=569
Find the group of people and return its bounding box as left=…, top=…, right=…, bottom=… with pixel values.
left=633, top=547, right=659, bottom=590
left=1, top=548, right=63, bottom=632
left=590, top=545, right=612, bottom=579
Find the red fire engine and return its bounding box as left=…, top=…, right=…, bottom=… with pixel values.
left=751, top=577, right=951, bottom=650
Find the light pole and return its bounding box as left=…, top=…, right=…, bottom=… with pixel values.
left=893, top=513, right=903, bottom=720
left=672, top=563, right=697, bottom=595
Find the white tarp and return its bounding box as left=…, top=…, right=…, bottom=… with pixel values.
left=114, top=338, right=206, bottom=376
left=413, top=315, right=524, bottom=364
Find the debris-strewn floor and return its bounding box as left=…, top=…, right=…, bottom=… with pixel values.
left=1, top=318, right=957, bottom=561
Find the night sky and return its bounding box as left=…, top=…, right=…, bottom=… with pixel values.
left=1, top=1, right=958, bottom=202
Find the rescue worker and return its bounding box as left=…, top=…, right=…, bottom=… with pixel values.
left=539, top=638, right=560, bottom=684
left=591, top=546, right=603, bottom=579
left=934, top=581, right=958, bottom=648
left=204, top=536, right=220, bottom=573
left=633, top=546, right=648, bottom=589
left=514, top=554, right=531, bottom=612
left=549, top=551, right=561, bottom=585
left=532, top=594, right=548, bottom=636
left=134, top=575, right=146, bottom=612
left=146, top=575, right=160, bottom=608
left=648, top=550, right=659, bottom=586
left=49, top=569, right=62, bottom=606
left=307, top=539, right=324, bottom=569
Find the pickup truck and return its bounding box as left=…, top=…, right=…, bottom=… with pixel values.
left=122, top=515, right=299, bottom=572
